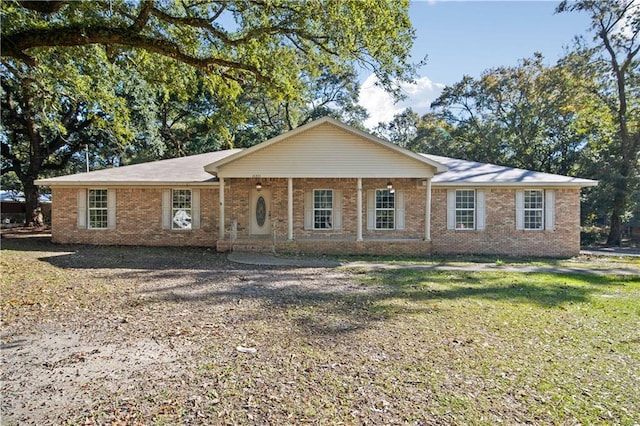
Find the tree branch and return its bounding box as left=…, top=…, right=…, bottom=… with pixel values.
left=2, top=25, right=271, bottom=82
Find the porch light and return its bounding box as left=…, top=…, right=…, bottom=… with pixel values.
left=255, top=181, right=262, bottom=191
left=386, top=181, right=393, bottom=190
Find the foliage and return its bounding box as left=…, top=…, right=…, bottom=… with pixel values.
left=557, top=0, right=640, bottom=244
left=1, top=0, right=416, bottom=214
left=415, top=54, right=592, bottom=176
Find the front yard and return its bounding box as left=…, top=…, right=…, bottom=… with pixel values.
left=1, top=236, right=639, bottom=425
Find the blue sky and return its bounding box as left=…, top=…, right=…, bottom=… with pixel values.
left=359, top=1, right=594, bottom=128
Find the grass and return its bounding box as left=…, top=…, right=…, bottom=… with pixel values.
left=1, top=236, right=639, bottom=424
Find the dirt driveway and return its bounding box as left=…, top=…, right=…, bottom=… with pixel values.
left=1, top=236, right=377, bottom=425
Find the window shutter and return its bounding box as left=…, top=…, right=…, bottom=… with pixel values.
left=77, top=188, right=87, bottom=229
left=366, top=190, right=375, bottom=230
left=545, top=190, right=555, bottom=231
left=333, top=189, right=343, bottom=230
left=162, top=189, right=171, bottom=229
left=304, top=191, right=313, bottom=230
left=515, top=190, right=524, bottom=230
left=192, top=189, right=201, bottom=229
left=476, top=190, right=486, bottom=231
left=446, top=189, right=456, bottom=230
left=395, top=190, right=405, bottom=230
left=107, top=188, right=116, bottom=230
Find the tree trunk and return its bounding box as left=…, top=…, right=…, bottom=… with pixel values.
left=22, top=177, right=40, bottom=227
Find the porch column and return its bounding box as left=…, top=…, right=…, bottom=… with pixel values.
left=219, top=177, right=225, bottom=240
left=425, top=177, right=432, bottom=241
left=356, top=177, right=363, bottom=241
left=288, top=177, right=294, bottom=240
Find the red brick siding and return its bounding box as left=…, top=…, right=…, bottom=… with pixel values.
left=51, top=187, right=219, bottom=246
left=430, top=188, right=580, bottom=257
left=51, top=182, right=583, bottom=257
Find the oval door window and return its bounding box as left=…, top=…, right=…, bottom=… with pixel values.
left=256, top=196, right=266, bottom=227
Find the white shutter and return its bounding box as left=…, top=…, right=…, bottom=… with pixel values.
left=77, top=188, right=87, bottom=229
left=446, top=189, right=456, bottom=230
left=476, top=190, right=486, bottom=231
left=333, top=189, right=342, bottom=231
left=366, top=190, right=375, bottom=230
left=545, top=190, right=555, bottom=231
left=395, top=190, right=405, bottom=230
left=107, top=188, right=116, bottom=230
left=162, top=189, right=171, bottom=229
left=515, top=190, right=524, bottom=230
left=192, top=189, right=201, bottom=229
left=304, top=191, right=313, bottom=230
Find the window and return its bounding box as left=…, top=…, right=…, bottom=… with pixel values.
left=172, top=189, right=192, bottom=229
left=524, top=190, right=544, bottom=230
left=455, top=189, right=475, bottom=229
left=88, top=189, right=108, bottom=229
left=375, top=189, right=395, bottom=229
left=313, top=189, right=333, bottom=229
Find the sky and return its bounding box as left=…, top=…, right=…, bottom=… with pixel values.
left=358, top=1, right=595, bottom=128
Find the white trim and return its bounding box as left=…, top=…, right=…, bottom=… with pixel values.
left=219, top=177, right=225, bottom=240
left=77, top=188, right=87, bottom=229
left=288, top=178, right=293, bottom=240
left=425, top=178, right=431, bottom=241
left=357, top=178, right=363, bottom=241
left=312, top=189, right=334, bottom=230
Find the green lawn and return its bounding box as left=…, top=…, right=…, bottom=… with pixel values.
left=1, top=238, right=639, bottom=424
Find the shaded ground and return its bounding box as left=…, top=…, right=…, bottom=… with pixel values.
left=1, top=234, right=639, bottom=425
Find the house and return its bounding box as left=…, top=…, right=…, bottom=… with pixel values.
left=36, top=117, right=597, bottom=257
left=0, top=190, right=52, bottom=227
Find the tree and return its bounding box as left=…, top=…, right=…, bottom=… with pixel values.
left=419, top=54, right=590, bottom=175
left=1, top=47, right=162, bottom=217
left=557, top=0, right=640, bottom=245
left=1, top=0, right=416, bottom=217
left=373, top=109, right=420, bottom=148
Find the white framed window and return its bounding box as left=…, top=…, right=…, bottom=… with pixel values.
left=172, top=189, right=192, bottom=230
left=88, top=189, right=108, bottom=229
left=455, top=189, right=475, bottom=230
left=313, top=189, right=333, bottom=229
left=516, top=189, right=554, bottom=231
left=523, top=189, right=544, bottom=230
left=447, top=189, right=485, bottom=231
left=375, top=189, right=395, bottom=230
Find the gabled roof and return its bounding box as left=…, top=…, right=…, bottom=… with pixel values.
left=424, top=154, right=598, bottom=187
left=204, top=116, right=448, bottom=176
left=35, top=150, right=241, bottom=186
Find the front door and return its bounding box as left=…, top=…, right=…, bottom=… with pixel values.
left=250, top=189, right=271, bottom=235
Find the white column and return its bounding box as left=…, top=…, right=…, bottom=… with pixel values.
left=357, top=177, right=363, bottom=241
left=425, top=178, right=432, bottom=241
left=288, top=177, right=294, bottom=240
left=219, top=177, right=225, bottom=240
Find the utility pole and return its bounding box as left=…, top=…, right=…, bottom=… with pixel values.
left=85, top=144, right=89, bottom=173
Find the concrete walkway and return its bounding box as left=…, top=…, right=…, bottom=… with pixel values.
left=227, top=252, right=640, bottom=276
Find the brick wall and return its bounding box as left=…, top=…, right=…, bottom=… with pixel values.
left=51, top=187, right=219, bottom=246
left=51, top=182, right=583, bottom=257
left=430, top=188, right=581, bottom=257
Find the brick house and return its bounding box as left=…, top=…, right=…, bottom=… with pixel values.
left=36, top=117, right=597, bottom=257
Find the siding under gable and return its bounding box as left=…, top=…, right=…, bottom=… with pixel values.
left=217, top=123, right=436, bottom=178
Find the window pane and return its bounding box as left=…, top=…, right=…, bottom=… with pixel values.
left=88, top=189, right=108, bottom=229
left=376, top=210, right=395, bottom=229
left=314, top=190, right=333, bottom=209
left=524, top=210, right=543, bottom=230
left=314, top=210, right=332, bottom=229
left=376, top=189, right=395, bottom=209
left=456, top=190, right=475, bottom=209
left=524, top=190, right=543, bottom=209
left=172, top=189, right=192, bottom=229
left=456, top=210, right=475, bottom=229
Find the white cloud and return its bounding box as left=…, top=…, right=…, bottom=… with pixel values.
left=358, top=74, right=445, bottom=129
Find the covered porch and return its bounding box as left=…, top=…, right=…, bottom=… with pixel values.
left=214, top=177, right=434, bottom=256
